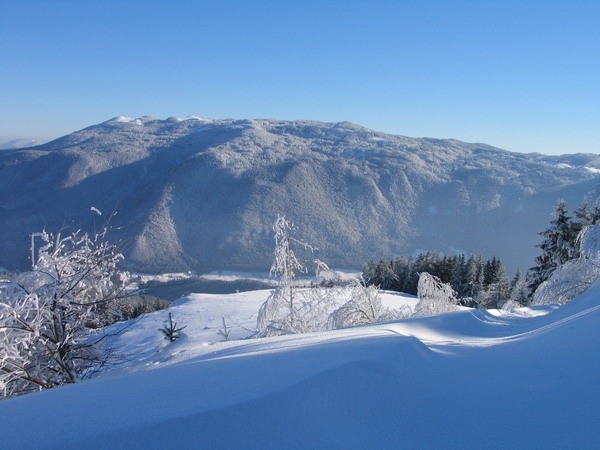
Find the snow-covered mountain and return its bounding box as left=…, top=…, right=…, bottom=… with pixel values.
left=1, top=116, right=599, bottom=274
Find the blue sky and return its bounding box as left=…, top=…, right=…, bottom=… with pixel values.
left=1, top=0, right=598, bottom=155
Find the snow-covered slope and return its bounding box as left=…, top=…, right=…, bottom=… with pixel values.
left=1, top=286, right=600, bottom=448
left=1, top=116, right=599, bottom=274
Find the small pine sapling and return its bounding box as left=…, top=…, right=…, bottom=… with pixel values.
left=159, top=312, right=186, bottom=342
left=217, top=316, right=231, bottom=341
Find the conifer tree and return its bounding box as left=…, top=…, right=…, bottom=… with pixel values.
left=487, top=260, right=511, bottom=308
left=509, top=271, right=529, bottom=306
left=528, top=200, right=575, bottom=294
left=451, top=254, right=468, bottom=297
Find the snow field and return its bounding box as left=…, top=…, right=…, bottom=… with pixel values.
left=1, top=284, right=600, bottom=448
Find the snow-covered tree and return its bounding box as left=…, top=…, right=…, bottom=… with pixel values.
left=481, top=259, right=510, bottom=309
left=376, top=259, right=399, bottom=290
left=532, top=223, right=600, bottom=305
left=572, top=201, right=600, bottom=231
left=0, top=228, right=131, bottom=398
left=528, top=200, right=577, bottom=293
left=257, top=215, right=335, bottom=335
left=413, top=272, right=460, bottom=317
left=508, top=271, right=529, bottom=307
left=451, top=254, right=467, bottom=296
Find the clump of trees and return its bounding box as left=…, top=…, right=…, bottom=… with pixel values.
left=527, top=200, right=600, bottom=295
left=528, top=200, right=600, bottom=305
left=363, top=199, right=600, bottom=309
left=362, top=252, right=518, bottom=309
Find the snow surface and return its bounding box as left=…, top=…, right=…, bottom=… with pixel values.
left=2, top=285, right=600, bottom=448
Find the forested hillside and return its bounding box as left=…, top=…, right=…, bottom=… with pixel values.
left=1, top=116, right=598, bottom=274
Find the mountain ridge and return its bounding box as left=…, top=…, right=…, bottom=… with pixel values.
left=1, top=116, right=599, bottom=274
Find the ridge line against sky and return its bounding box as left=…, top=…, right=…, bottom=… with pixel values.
left=1, top=0, right=598, bottom=155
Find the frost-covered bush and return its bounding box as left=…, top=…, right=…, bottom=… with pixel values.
left=326, top=282, right=399, bottom=329
left=257, top=285, right=339, bottom=336
left=532, top=224, right=600, bottom=305
left=413, top=272, right=460, bottom=317
left=0, top=228, right=132, bottom=398
left=500, top=299, right=522, bottom=312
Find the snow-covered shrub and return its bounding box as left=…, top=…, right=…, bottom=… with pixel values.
left=257, top=285, right=338, bottom=336
left=259, top=280, right=405, bottom=335
left=0, top=228, right=132, bottom=398
left=532, top=224, right=600, bottom=305
left=295, top=285, right=338, bottom=332
left=413, top=272, right=460, bottom=317
left=256, top=289, right=287, bottom=336
left=327, top=282, right=388, bottom=329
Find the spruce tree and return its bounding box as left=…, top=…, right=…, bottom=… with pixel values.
left=488, top=260, right=511, bottom=308
left=528, top=200, right=575, bottom=294
left=509, top=271, right=529, bottom=306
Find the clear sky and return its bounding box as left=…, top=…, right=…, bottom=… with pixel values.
left=1, top=0, right=598, bottom=155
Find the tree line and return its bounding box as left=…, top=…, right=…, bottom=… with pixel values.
left=363, top=199, right=600, bottom=309
left=362, top=253, right=525, bottom=309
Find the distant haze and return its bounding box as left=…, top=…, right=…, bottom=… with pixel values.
left=0, top=138, right=47, bottom=150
